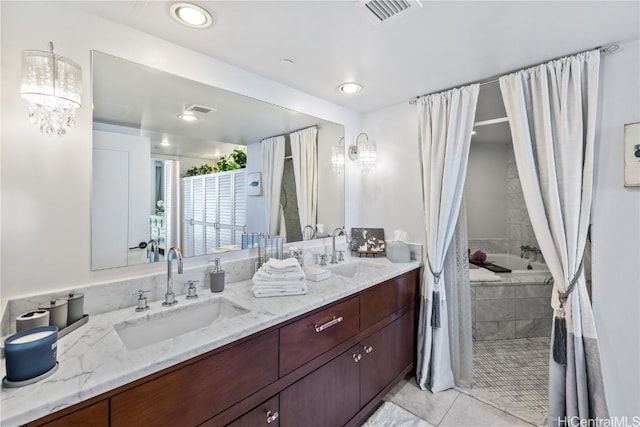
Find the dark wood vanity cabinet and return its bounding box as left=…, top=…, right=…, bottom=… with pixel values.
left=28, top=400, right=109, bottom=427
left=27, top=268, right=419, bottom=427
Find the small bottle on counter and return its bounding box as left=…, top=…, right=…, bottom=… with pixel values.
left=209, top=258, right=225, bottom=293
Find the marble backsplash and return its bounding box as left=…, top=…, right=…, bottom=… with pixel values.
left=1, top=239, right=422, bottom=336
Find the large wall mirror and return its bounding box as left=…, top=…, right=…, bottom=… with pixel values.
left=91, top=51, right=345, bottom=270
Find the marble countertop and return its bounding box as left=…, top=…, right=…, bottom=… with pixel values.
left=0, top=257, right=421, bottom=427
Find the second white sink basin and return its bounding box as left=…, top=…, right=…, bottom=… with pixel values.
left=328, top=260, right=385, bottom=278
left=114, top=297, right=249, bottom=350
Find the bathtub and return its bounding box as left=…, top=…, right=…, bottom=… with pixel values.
left=483, top=253, right=549, bottom=275
left=471, top=253, right=554, bottom=341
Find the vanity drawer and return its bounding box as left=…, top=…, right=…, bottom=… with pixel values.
left=279, top=297, right=359, bottom=376
left=111, top=330, right=278, bottom=427
left=225, top=395, right=280, bottom=427
left=360, top=270, right=417, bottom=330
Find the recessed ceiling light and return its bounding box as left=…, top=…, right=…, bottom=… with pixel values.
left=170, top=2, right=213, bottom=29
left=338, top=82, right=363, bottom=94
left=178, top=113, right=199, bottom=122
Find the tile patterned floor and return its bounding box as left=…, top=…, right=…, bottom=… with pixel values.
left=368, top=337, right=550, bottom=426
left=471, top=337, right=549, bottom=425
left=383, top=380, right=535, bottom=426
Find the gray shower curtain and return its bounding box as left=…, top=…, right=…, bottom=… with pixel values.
left=499, top=50, right=608, bottom=425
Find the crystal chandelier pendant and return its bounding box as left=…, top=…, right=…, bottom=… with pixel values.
left=20, top=42, right=82, bottom=137
left=331, top=137, right=345, bottom=174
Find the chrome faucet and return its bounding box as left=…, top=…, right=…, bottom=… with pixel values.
left=163, top=246, right=183, bottom=307
left=146, top=239, right=159, bottom=263
left=331, top=227, right=347, bottom=264
left=302, top=224, right=316, bottom=240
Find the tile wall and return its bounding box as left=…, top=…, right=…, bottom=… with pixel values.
left=472, top=281, right=553, bottom=340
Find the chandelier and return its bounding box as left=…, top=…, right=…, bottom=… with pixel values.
left=20, top=42, right=82, bottom=137
left=331, top=137, right=345, bottom=174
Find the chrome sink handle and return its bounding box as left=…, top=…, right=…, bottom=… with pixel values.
left=134, top=290, right=150, bottom=312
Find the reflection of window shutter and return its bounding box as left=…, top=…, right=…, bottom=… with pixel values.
left=205, top=175, right=218, bottom=251
left=182, top=178, right=194, bottom=257
left=193, top=176, right=205, bottom=256
left=218, top=174, right=233, bottom=246
left=234, top=172, right=247, bottom=245
left=183, top=170, right=247, bottom=256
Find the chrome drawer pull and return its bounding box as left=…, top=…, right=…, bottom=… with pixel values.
left=353, top=353, right=362, bottom=363
left=314, top=316, right=343, bottom=333
left=266, top=410, right=279, bottom=423
left=364, top=345, right=373, bottom=354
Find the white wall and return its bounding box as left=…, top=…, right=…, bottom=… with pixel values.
left=592, top=40, right=640, bottom=418
left=0, top=2, right=359, bottom=298
left=464, top=143, right=508, bottom=240
left=355, top=102, right=423, bottom=243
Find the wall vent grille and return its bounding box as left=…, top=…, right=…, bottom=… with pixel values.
left=365, top=0, right=412, bottom=21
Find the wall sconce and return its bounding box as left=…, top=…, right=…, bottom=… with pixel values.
left=331, top=137, right=345, bottom=174
left=348, top=132, right=376, bottom=172
left=20, top=42, right=82, bottom=136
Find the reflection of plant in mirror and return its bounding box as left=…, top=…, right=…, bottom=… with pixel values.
left=216, top=148, right=247, bottom=171
left=216, top=156, right=239, bottom=172
left=184, top=164, right=217, bottom=177
left=231, top=148, right=247, bottom=168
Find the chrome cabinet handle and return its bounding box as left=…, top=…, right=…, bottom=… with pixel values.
left=353, top=353, right=362, bottom=363
left=266, top=410, right=279, bottom=424
left=363, top=345, right=373, bottom=354
left=314, top=316, right=343, bottom=333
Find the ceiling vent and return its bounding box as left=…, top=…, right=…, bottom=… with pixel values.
left=355, top=0, right=421, bottom=25
left=185, top=104, right=217, bottom=114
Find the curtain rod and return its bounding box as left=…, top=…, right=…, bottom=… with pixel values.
left=260, top=125, right=318, bottom=142
left=408, top=44, right=619, bottom=104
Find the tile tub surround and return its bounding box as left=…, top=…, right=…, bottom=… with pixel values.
left=472, top=280, right=554, bottom=341
left=0, top=255, right=421, bottom=426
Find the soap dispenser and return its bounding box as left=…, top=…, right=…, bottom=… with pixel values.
left=209, top=258, right=225, bottom=293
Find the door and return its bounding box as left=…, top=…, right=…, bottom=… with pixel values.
left=92, top=130, right=150, bottom=269
left=280, top=345, right=360, bottom=427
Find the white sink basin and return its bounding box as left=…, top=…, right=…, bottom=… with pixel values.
left=114, top=297, right=249, bottom=350
left=328, top=260, right=385, bottom=278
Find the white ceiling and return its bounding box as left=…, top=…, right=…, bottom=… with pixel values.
left=93, top=51, right=341, bottom=158
left=76, top=1, right=639, bottom=113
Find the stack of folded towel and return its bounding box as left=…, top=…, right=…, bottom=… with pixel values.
left=252, top=258, right=307, bottom=298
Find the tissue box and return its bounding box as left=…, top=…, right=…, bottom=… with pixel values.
left=387, top=241, right=410, bottom=263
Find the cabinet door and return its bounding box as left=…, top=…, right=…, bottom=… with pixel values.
left=111, top=331, right=278, bottom=427
left=227, top=395, right=280, bottom=427
left=280, top=346, right=360, bottom=427
left=360, top=311, right=413, bottom=407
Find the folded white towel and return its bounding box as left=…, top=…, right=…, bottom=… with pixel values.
left=253, top=288, right=308, bottom=298
left=469, top=267, right=501, bottom=282
left=263, top=258, right=300, bottom=270
left=253, top=269, right=306, bottom=282
left=252, top=280, right=308, bottom=298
